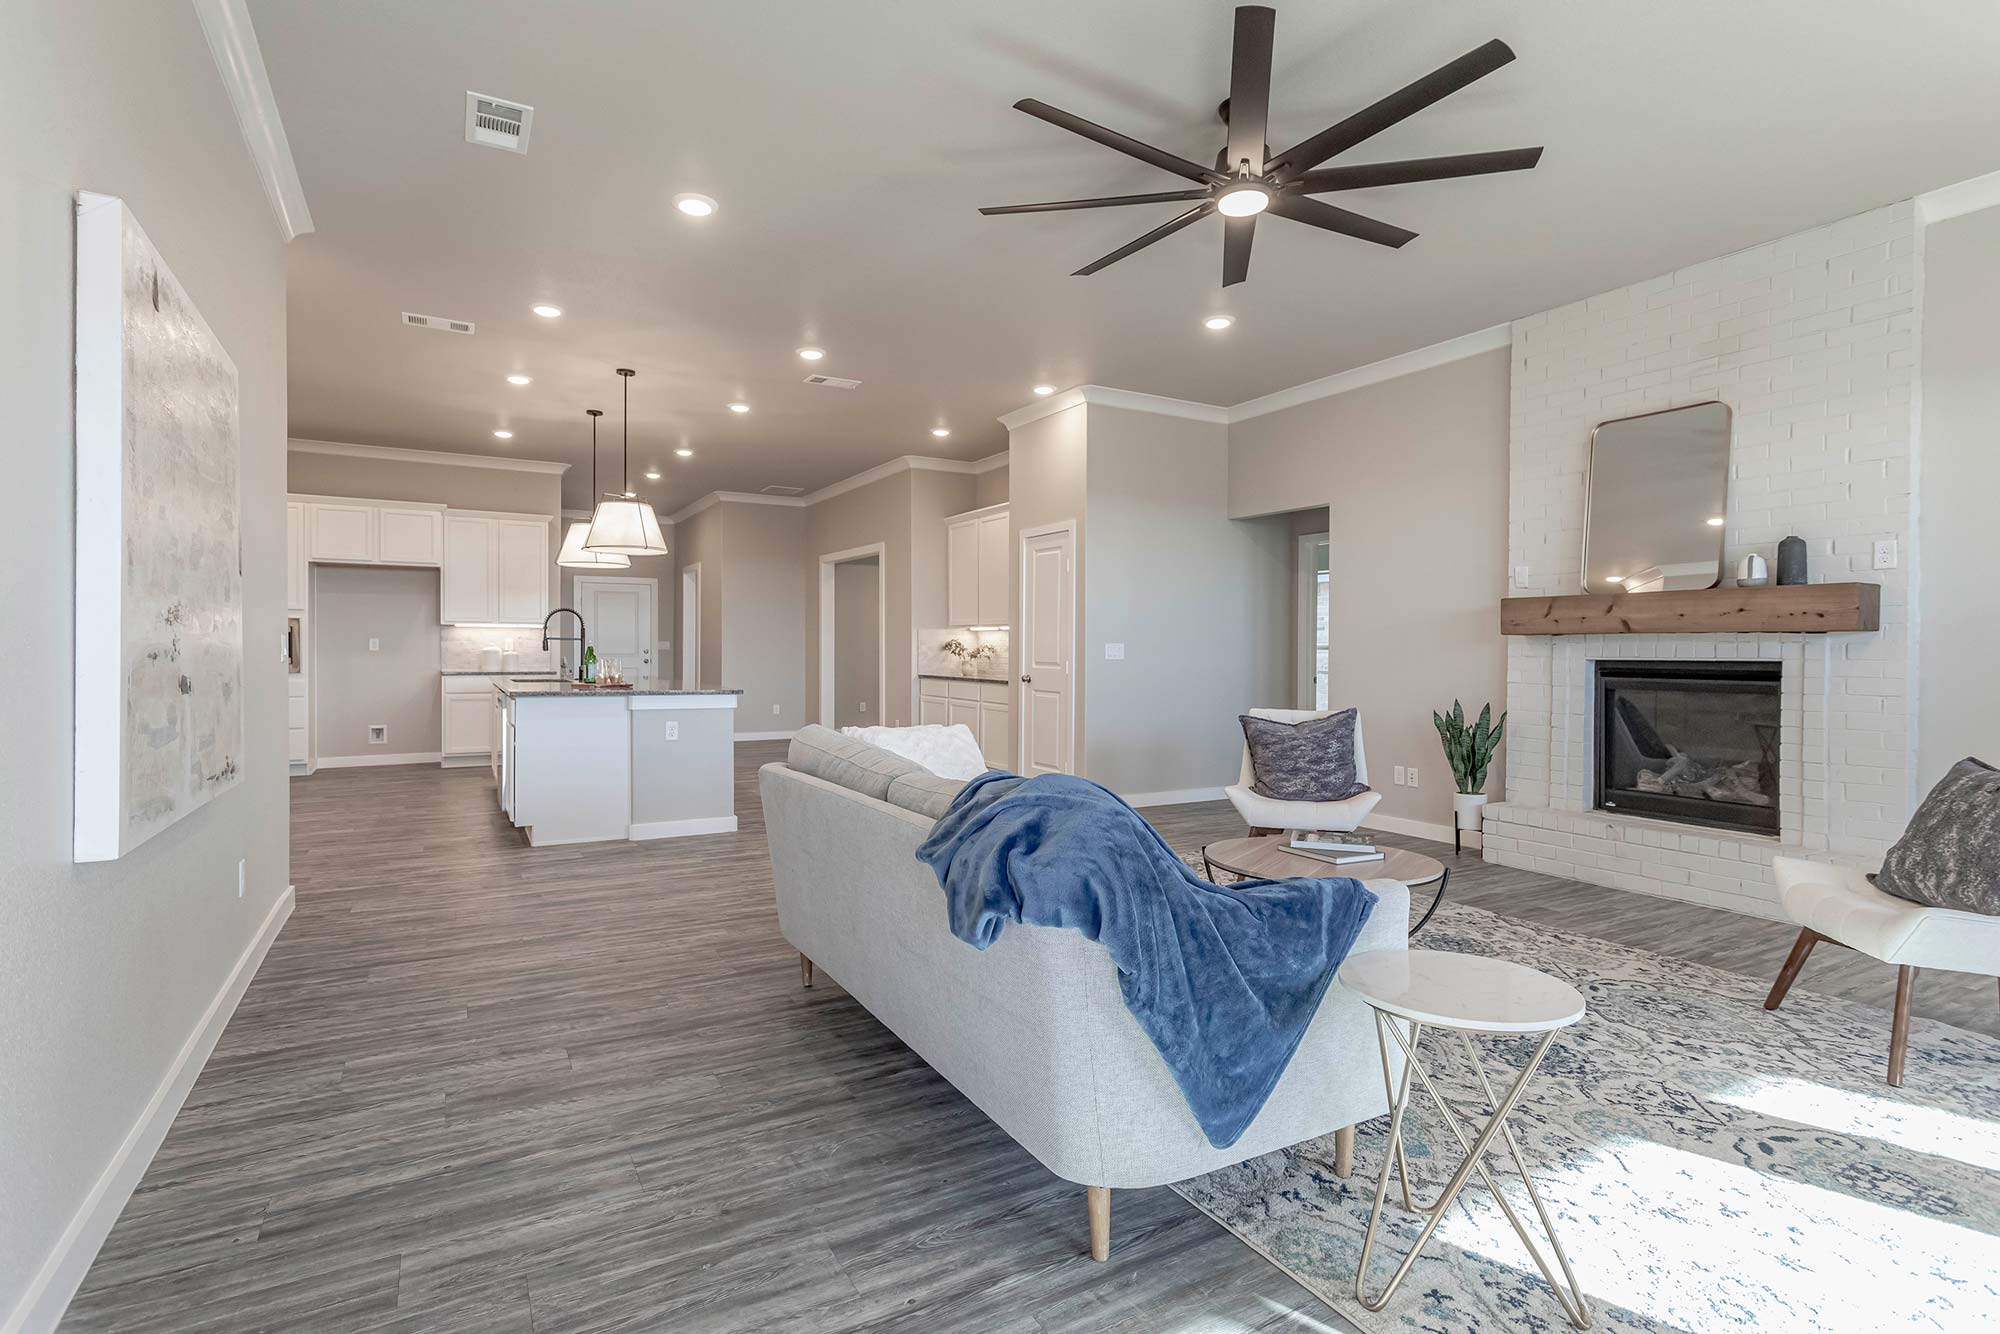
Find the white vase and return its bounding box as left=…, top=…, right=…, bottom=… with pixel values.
left=1453, top=792, right=1489, bottom=831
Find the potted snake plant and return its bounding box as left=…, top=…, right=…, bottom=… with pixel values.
left=1433, top=700, right=1505, bottom=846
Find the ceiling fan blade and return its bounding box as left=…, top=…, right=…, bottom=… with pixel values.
left=980, top=189, right=1211, bottom=216
left=1270, top=193, right=1416, bottom=248
left=1290, top=147, right=1543, bottom=193
left=1267, top=38, right=1517, bottom=178
left=1226, top=6, right=1276, bottom=175
left=1014, top=99, right=1223, bottom=184
left=1074, top=202, right=1216, bottom=276
left=1222, top=212, right=1256, bottom=287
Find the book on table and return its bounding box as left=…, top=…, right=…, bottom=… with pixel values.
left=1287, top=846, right=1386, bottom=866
left=1289, top=834, right=1377, bottom=855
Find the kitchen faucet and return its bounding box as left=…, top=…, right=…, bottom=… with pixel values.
left=541, top=608, right=588, bottom=681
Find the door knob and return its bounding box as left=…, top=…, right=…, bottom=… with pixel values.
left=1021, top=674, right=1032, bottom=683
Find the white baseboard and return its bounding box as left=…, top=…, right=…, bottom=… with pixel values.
left=314, top=751, right=442, bottom=769
left=735, top=730, right=796, bottom=742
left=1123, top=786, right=1226, bottom=808
left=1362, top=812, right=1460, bottom=846
left=438, top=753, right=489, bottom=769
left=5, top=886, right=294, bottom=1334
left=628, top=815, right=739, bottom=841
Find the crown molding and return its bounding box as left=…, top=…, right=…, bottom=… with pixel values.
left=1918, top=169, right=2000, bottom=226
left=805, top=454, right=995, bottom=505
left=192, top=0, right=314, bottom=241
left=666, top=490, right=807, bottom=524
left=998, top=384, right=1230, bottom=432
left=1225, top=324, right=1511, bottom=422
left=972, top=451, right=1009, bottom=473
left=288, top=438, right=569, bottom=475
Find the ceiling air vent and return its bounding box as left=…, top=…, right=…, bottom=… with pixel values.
left=760, top=485, right=805, bottom=497
left=464, top=91, right=533, bottom=153
left=803, top=374, right=862, bottom=390
left=402, top=311, right=475, bottom=334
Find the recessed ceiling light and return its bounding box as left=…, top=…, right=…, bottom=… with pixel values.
left=1605, top=575, right=1625, bottom=584
left=727, top=401, right=750, bottom=414
left=674, top=193, right=718, bottom=218
left=675, top=448, right=694, bottom=458
left=1032, top=384, right=1056, bottom=396
left=644, top=469, right=661, bottom=481
left=506, top=374, right=532, bottom=386
left=931, top=426, right=951, bottom=439
left=1216, top=185, right=1270, bottom=218
left=1707, top=516, right=1726, bottom=527
left=796, top=346, right=825, bottom=361
left=493, top=429, right=513, bottom=440
left=531, top=304, right=562, bottom=318
left=1203, top=315, right=1234, bottom=331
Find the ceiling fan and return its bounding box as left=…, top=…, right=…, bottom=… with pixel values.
left=980, top=5, right=1543, bottom=286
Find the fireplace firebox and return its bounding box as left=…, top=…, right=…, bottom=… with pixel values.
left=1593, top=661, right=1780, bottom=835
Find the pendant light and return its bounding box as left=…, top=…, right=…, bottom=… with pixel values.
left=557, top=409, right=630, bottom=568
left=584, top=367, right=670, bottom=557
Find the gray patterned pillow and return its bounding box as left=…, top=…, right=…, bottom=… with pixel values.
left=1871, top=757, right=2000, bottom=915
left=1239, top=709, right=1369, bottom=803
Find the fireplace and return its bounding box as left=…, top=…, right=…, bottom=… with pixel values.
left=1593, top=661, right=1781, bottom=835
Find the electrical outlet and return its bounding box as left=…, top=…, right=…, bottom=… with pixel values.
left=368, top=637, right=380, bottom=653
left=771, top=703, right=781, bottom=716
left=236, top=858, right=245, bottom=899
left=1104, top=643, right=1125, bottom=661
left=1408, top=766, right=1419, bottom=788
left=662, top=720, right=679, bottom=741
left=1873, top=538, right=1898, bottom=570
left=1392, top=765, right=1407, bottom=786
left=858, top=701, right=868, bottom=713
left=368, top=724, right=387, bottom=745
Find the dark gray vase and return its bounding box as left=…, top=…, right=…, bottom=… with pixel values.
left=1776, top=535, right=1808, bottom=585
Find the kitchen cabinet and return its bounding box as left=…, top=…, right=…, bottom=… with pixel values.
left=440, top=511, right=548, bottom=625
left=945, top=505, right=1010, bottom=626
left=442, top=679, right=494, bottom=757
left=286, top=502, right=307, bottom=610
left=377, top=506, right=444, bottom=565
left=495, top=519, right=549, bottom=624
left=308, top=502, right=375, bottom=563
left=917, top=676, right=1012, bottom=768
left=287, top=672, right=309, bottom=766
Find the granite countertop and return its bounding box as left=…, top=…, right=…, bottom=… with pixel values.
left=919, top=672, right=1009, bottom=685
left=442, top=669, right=561, bottom=677
left=496, top=677, right=745, bottom=699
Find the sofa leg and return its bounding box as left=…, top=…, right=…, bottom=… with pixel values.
left=1889, top=965, right=1918, bottom=1086
left=1334, top=1125, right=1355, bottom=1180
left=1086, top=1185, right=1110, bottom=1262
left=1763, top=927, right=1821, bottom=1011
left=800, top=953, right=814, bottom=989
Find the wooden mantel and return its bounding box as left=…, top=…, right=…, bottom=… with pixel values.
left=1501, top=582, right=1881, bottom=636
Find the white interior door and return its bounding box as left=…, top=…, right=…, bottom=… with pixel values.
left=1296, top=532, right=1330, bottom=710
left=680, top=565, right=701, bottom=689
left=576, top=577, right=656, bottom=686
left=1018, top=524, right=1074, bottom=776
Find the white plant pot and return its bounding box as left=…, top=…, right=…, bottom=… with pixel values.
left=1453, top=792, right=1489, bottom=831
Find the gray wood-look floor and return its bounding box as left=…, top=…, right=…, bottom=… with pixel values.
left=65, top=746, right=1996, bottom=1333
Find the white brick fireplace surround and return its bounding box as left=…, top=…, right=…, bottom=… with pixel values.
left=1484, top=201, right=1920, bottom=920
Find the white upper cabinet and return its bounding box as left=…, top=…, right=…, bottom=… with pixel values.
left=285, top=501, right=307, bottom=610
left=307, top=502, right=375, bottom=563
left=377, top=506, right=444, bottom=566
left=945, top=505, right=1010, bottom=626
left=441, top=511, right=548, bottom=625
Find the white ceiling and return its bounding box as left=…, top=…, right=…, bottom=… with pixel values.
left=252, top=0, right=2000, bottom=511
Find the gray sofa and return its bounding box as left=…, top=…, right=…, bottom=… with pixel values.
left=761, top=727, right=1409, bottom=1260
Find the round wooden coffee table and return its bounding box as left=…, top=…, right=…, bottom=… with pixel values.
left=1202, top=835, right=1450, bottom=936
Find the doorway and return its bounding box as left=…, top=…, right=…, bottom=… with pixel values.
left=573, top=575, right=659, bottom=687
left=1017, top=521, right=1075, bottom=775
left=817, top=543, right=887, bottom=728
left=680, top=564, right=701, bottom=689
left=1296, top=531, right=1330, bottom=709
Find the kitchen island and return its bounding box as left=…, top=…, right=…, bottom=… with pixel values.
left=492, top=678, right=744, bottom=846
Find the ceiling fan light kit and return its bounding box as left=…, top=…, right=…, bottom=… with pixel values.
left=980, top=4, right=1543, bottom=286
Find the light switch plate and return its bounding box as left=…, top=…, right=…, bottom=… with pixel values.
left=1514, top=565, right=1531, bottom=588
left=1392, top=765, right=1407, bottom=786
left=1104, top=643, right=1125, bottom=660
left=858, top=701, right=868, bottom=713
left=1872, top=538, right=1898, bottom=570
left=368, top=637, right=380, bottom=652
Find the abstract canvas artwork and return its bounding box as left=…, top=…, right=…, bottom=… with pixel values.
left=74, top=192, right=243, bottom=862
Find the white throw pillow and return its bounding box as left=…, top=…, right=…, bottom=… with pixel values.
left=839, top=723, right=989, bottom=780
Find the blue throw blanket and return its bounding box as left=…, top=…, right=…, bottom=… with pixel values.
left=915, top=771, right=1378, bottom=1148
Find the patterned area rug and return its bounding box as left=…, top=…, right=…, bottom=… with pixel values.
left=1169, top=901, right=2000, bottom=1333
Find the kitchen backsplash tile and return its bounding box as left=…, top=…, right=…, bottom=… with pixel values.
left=440, top=625, right=557, bottom=673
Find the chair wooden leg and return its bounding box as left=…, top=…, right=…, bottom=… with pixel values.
left=1763, top=927, right=1821, bottom=1011
left=1888, top=965, right=1917, bottom=1087
left=1086, top=1186, right=1110, bottom=1261
left=1246, top=826, right=1280, bottom=838
left=1334, top=1125, right=1355, bottom=1180
left=799, top=954, right=814, bottom=989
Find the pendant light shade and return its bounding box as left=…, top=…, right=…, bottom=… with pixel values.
left=585, top=367, right=670, bottom=557
left=558, top=409, right=631, bottom=568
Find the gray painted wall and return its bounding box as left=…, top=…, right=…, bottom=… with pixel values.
left=1008, top=404, right=1089, bottom=763
left=804, top=472, right=913, bottom=726
left=1917, top=206, right=2000, bottom=791
left=0, top=3, right=290, bottom=1319
left=312, top=565, right=443, bottom=757
left=719, top=502, right=807, bottom=728
left=1083, top=407, right=1290, bottom=796
left=975, top=463, right=1010, bottom=507
left=834, top=558, right=881, bottom=728
left=1229, top=349, right=1511, bottom=830
left=628, top=706, right=736, bottom=825
left=674, top=506, right=725, bottom=690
